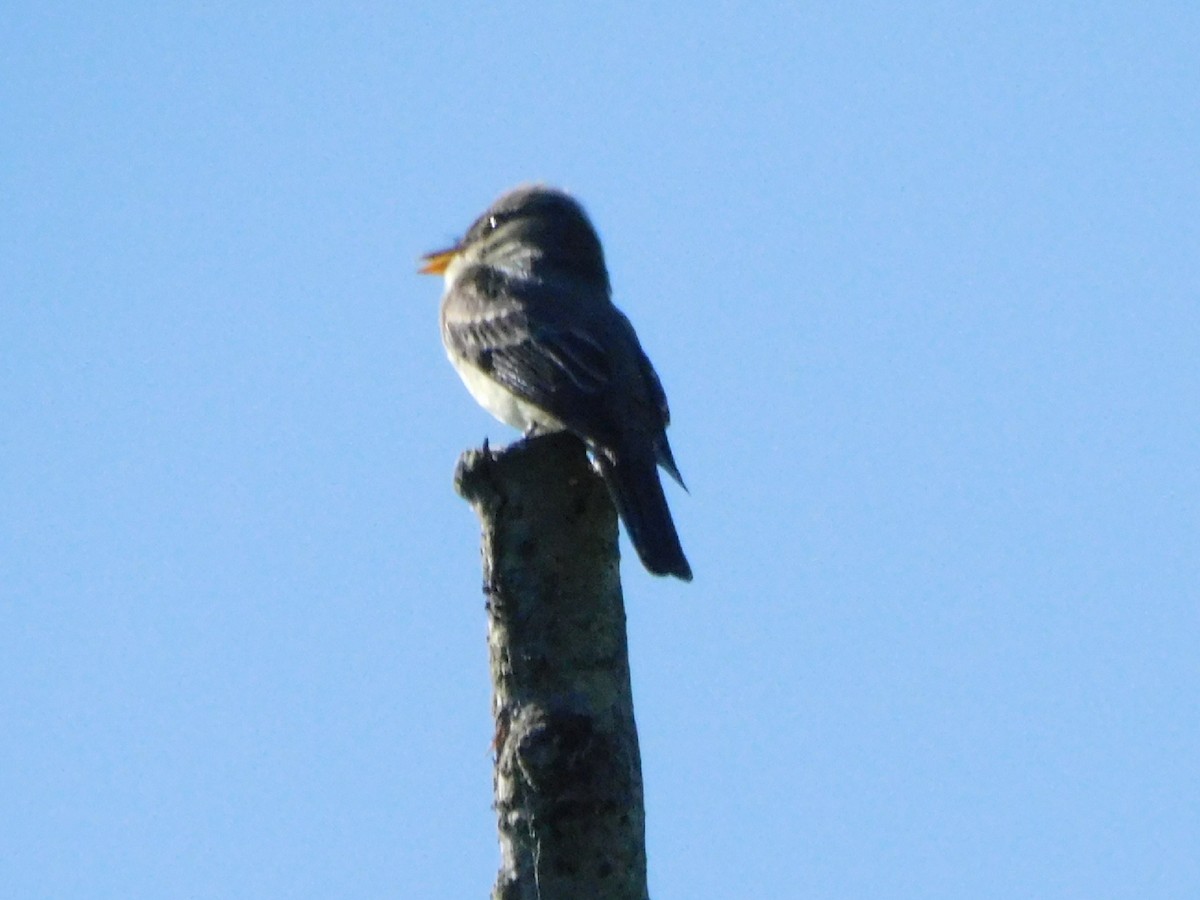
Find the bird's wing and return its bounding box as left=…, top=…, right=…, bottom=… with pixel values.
left=632, top=327, right=671, bottom=426
left=441, top=268, right=616, bottom=438
left=606, top=308, right=685, bottom=487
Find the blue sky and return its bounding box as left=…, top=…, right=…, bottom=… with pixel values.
left=3, top=3, right=1197, bottom=897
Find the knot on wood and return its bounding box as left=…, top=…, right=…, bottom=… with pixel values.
left=510, top=705, right=629, bottom=818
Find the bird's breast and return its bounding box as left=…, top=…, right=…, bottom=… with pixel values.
left=447, top=351, right=564, bottom=434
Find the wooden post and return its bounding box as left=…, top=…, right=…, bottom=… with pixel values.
left=455, top=433, right=649, bottom=900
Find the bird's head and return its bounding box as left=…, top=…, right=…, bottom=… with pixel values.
left=420, top=185, right=610, bottom=292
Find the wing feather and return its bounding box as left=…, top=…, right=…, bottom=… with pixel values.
left=441, top=268, right=615, bottom=438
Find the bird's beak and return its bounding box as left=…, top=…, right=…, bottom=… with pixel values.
left=419, top=246, right=459, bottom=275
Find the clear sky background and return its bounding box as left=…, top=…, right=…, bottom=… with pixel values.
left=3, top=4, right=1197, bottom=898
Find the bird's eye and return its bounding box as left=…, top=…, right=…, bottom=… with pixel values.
left=487, top=215, right=498, bottom=231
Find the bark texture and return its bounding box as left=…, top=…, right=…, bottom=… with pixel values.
left=455, top=432, right=649, bottom=900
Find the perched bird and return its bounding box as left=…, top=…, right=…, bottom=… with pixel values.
left=420, top=185, right=692, bottom=581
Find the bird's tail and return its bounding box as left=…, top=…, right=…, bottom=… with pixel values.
left=595, top=448, right=692, bottom=581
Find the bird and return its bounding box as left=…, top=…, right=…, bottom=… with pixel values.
left=419, top=185, right=692, bottom=581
